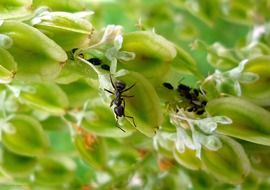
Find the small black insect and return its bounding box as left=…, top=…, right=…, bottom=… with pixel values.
left=88, top=58, right=102, bottom=66
left=70, top=48, right=84, bottom=60
left=177, top=84, right=192, bottom=99
left=177, top=83, right=207, bottom=115
left=71, top=48, right=78, bottom=54
left=163, top=82, right=174, bottom=90
left=101, top=64, right=110, bottom=71
left=104, top=75, right=136, bottom=131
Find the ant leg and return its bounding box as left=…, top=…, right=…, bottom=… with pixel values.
left=104, top=88, right=114, bottom=94
left=109, top=74, right=116, bottom=90
left=123, top=99, right=136, bottom=127
left=110, top=99, right=114, bottom=107
left=122, top=95, right=134, bottom=98
left=125, top=115, right=137, bottom=128
left=115, top=116, right=126, bottom=132
left=122, top=83, right=136, bottom=93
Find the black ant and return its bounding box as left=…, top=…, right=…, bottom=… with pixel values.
left=104, top=75, right=136, bottom=132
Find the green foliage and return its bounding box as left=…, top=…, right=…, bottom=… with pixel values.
left=1, top=0, right=270, bottom=189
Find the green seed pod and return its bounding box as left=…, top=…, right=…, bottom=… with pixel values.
left=242, top=142, right=270, bottom=177
left=117, top=72, right=163, bottom=137
left=59, top=79, right=98, bottom=108
left=0, top=48, right=17, bottom=83
left=55, top=59, right=97, bottom=84
left=82, top=104, right=135, bottom=138
left=206, top=97, right=270, bottom=146
left=153, top=132, right=175, bottom=158
left=41, top=116, right=67, bottom=131
left=201, top=135, right=250, bottom=185
left=172, top=46, right=202, bottom=78
left=173, top=148, right=202, bottom=170
left=0, top=146, right=37, bottom=177
left=206, top=43, right=238, bottom=70
left=0, top=21, right=67, bottom=80
left=34, top=156, right=76, bottom=186
left=20, top=82, right=69, bottom=116
left=0, top=34, right=13, bottom=49
left=2, top=115, right=49, bottom=157
left=32, top=0, right=86, bottom=12
left=33, top=11, right=94, bottom=51
left=0, top=0, right=32, bottom=20
left=120, top=31, right=176, bottom=83
left=0, top=0, right=32, bottom=7
left=241, top=56, right=270, bottom=106
left=74, top=134, right=107, bottom=170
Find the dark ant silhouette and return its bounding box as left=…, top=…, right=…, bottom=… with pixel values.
left=104, top=75, right=136, bottom=132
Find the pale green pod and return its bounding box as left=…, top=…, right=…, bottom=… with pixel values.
left=0, top=34, right=13, bottom=49
left=154, top=132, right=175, bottom=158
left=0, top=21, right=67, bottom=80
left=206, top=43, right=238, bottom=70
left=0, top=0, right=32, bottom=20
left=34, top=156, right=76, bottom=186
left=2, top=115, right=49, bottom=157
left=81, top=104, right=135, bottom=138
left=172, top=46, right=203, bottom=78
left=117, top=72, right=163, bottom=137
left=201, top=135, right=250, bottom=185
left=0, top=48, right=17, bottom=83
left=173, top=147, right=202, bottom=170
left=33, top=11, right=94, bottom=51
left=20, top=82, right=69, bottom=116
left=55, top=59, right=97, bottom=84
left=242, top=142, right=270, bottom=177
left=206, top=97, right=270, bottom=146
left=32, top=0, right=86, bottom=12
left=0, top=0, right=32, bottom=7
left=59, top=79, right=98, bottom=108
left=120, top=31, right=176, bottom=83
left=241, top=56, right=270, bottom=106
left=74, top=135, right=107, bottom=170
left=0, top=146, right=37, bottom=177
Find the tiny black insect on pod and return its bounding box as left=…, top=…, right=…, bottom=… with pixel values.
left=86, top=57, right=111, bottom=71
left=177, top=83, right=207, bottom=115
left=162, top=82, right=174, bottom=90
left=163, top=81, right=207, bottom=115
left=101, top=64, right=110, bottom=71
left=104, top=75, right=136, bottom=131
left=87, top=58, right=102, bottom=66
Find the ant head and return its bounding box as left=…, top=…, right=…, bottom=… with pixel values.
left=115, top=81, right=126, bottom=91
